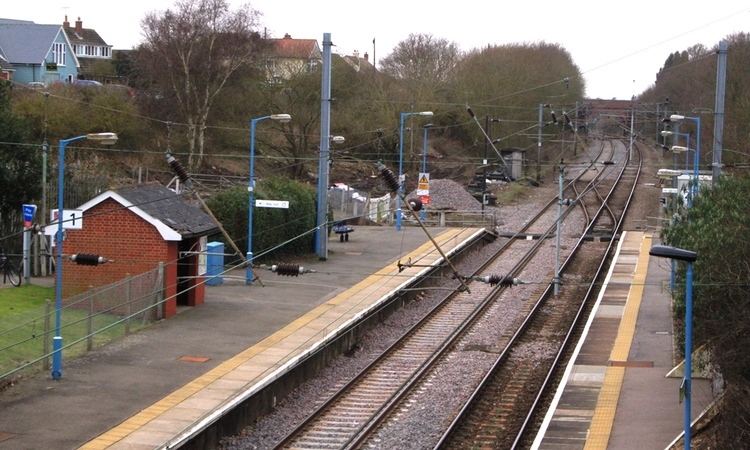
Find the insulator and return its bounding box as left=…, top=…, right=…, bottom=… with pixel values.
left=550, top=111, right=558, bottom=124
left=380, top=167, right=400, bottom=193
left=271, top=263, right=304, bottom=277
left=466, top=106, right=475, bottom=118
left=407, top=198, right=423, bottom=212
left=70, top=253, right=108, bottom=266
left=166, top=152, right=190, bottom=183
left=474, top=274, right=517, bottom=286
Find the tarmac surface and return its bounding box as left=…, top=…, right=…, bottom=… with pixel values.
left=0, top=226, right=452, bottom=449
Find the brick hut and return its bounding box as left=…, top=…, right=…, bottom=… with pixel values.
left=59, top=184, right=218, bottom=318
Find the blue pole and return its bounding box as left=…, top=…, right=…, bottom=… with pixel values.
left=246, top=117, right=267, bottom=284
left=316, top=33, right=332, bottom=259
left=420, top=126, right=429, bottom=221
left=52, top=135, right=86, bottom=380
left=684, top=261, right=694, bottom=450
left=396, top=112, right=407, bottom=231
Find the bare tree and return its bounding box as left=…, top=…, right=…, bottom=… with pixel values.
left=380, top=33, right=461, bottom=84
left=138, top=0, right=264, bottom=167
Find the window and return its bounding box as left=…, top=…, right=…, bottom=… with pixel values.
left=101, top=47, right=110, bottom=57
left=52, top=43, right=66, bottom=66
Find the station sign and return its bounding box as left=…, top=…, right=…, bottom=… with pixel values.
left=255, top=199, right=289, bottom=209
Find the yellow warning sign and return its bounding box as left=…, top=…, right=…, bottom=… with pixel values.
left=417, top=172, right=430, bottom=195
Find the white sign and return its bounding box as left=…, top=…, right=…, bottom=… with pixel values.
left=51, top=209, right=83, bottom=229
left=417, top=172, right=430, bottom=196
left=255, top=199, right=289, bottom=209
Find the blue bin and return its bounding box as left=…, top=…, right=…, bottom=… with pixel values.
left=206, top=242, right=224, bottom=286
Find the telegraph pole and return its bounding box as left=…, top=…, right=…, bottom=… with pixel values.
left=316, top=33, right=332, bottom=260
left=537, top=103, right=543, bottom=182
left=712, top=40, right=727, bottom=184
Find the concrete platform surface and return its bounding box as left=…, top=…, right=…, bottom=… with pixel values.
left=0, top=226, right=478, bottom=449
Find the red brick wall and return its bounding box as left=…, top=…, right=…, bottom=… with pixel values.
left=61, top=198, right=178, bottom=317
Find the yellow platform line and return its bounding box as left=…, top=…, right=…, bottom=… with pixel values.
left=585, top=232, right=652, bottom=450
left=80, top=227, right=476, bottom=449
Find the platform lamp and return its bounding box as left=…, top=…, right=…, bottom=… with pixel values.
left=649, top=244, right=698, bottom=450
left=52, top=132, right=118, bottom=380
left=247, top=114, right=291, bottom=284
left=397, top=111, right=433, bottom=231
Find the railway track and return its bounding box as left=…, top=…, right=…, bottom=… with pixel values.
left=434, top=140, right=641, bottom=449
left=269, top=141, right=627, bottom=450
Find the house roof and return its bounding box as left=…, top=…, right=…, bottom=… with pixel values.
left=0, top=22, right=72, bottom=65
left=64, top=24, right=109, bottom=48
left=268, top=34, right=321, bottom=60
left=68, top=184, right=218, bottom=241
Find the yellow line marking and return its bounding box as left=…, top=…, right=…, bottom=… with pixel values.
left=585, top=232, right=652, bottom=450
left=81, top=228, right=479, bottom=448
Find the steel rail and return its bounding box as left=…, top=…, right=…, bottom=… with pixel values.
left=509, top=141, right=642, bottom=448
left=274, top=144, right=608, bottom=450
left=433, top=140, right=638, bottom=449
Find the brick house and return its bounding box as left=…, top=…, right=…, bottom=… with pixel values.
left=60, top=184, right=218, bottom=318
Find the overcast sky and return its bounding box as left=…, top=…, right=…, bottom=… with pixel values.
left=4, top=1, right=748, bottom=100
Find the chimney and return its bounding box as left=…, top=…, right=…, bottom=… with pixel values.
left=283, top=33, right=291, bottom=39
left=364, top=52, right=369, bottom=61
left=75, top=17, right=82, bottom=34
left=353, top=50, right=359, bottom=59
left=63, top=15, right=69, bottom=28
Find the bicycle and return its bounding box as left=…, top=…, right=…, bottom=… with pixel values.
left=0, top=249, right=21, bottom=287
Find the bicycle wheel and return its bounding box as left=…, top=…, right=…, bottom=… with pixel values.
left=5, top=264, right=21, bottom=287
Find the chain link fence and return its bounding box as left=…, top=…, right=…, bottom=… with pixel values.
left=0, top=264, right=165, bottom=382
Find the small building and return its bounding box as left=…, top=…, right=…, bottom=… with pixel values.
left=59, top=184, right=218, bottom=318
left=0, top=18, right=79, bottom=84
left=500, top=147, right=526, bottom=180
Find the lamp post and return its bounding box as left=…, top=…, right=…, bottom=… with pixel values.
left=52, top=132, right=118, bottom=380
left=670, top=115, right=702, bottom=206
left=649, top=244, right=698, bottom=450
left=420, top=123, right=433, bottom=221
left=397, top=111, right=433, bottom=231
left=662, top=130, right=691, bottom=172
left=247, top=114, right=291, bottom=284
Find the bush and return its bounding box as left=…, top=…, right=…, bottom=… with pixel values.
left=206, top=177, right=316, bottom=262
left=663, top=175, right=750, bottom=446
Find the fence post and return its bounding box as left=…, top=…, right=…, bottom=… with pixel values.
left=87, top=286, right=94, bottom=352
left=43, top=299, right=51, bottom=371
left=155, top=262, right=164, bottom=321
left=124, top=274, right=132, bottom=335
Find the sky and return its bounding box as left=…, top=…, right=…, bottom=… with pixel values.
left=3, top=1, right=749, bottom=100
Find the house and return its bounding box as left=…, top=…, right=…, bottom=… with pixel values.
left=0, top=19, right=79, bottom=84
left=340, top=50, right=375, bottom=73
left=265, top=33, right=321, bottom=82
left=57, top=184, right=219, bottom=319
left=62, top=16, right=113, bottom=81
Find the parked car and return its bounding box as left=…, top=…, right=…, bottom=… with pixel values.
left=27, top=81, right=46, bottom=90
left=73, top=79, right=103, bottom=88
left=105, top=83, right=136, bottom=98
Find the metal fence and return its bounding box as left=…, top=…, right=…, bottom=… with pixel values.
left=328, top=186, right=391, bottom=223
left=0, top=264, right=165, bottom=381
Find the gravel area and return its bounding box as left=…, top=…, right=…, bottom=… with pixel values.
left=407, top=178, right=483, bottom=211
left=221, top=139, right=622, bottom=450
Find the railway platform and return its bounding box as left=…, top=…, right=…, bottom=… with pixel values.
left=0, top=226, right=489, bottom=449
left=532, top=231, right=715, bottom=449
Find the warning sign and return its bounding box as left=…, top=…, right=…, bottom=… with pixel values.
left=420, top=195, right=430, bottom=205
left=417, top=172, right=430, bottom=196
